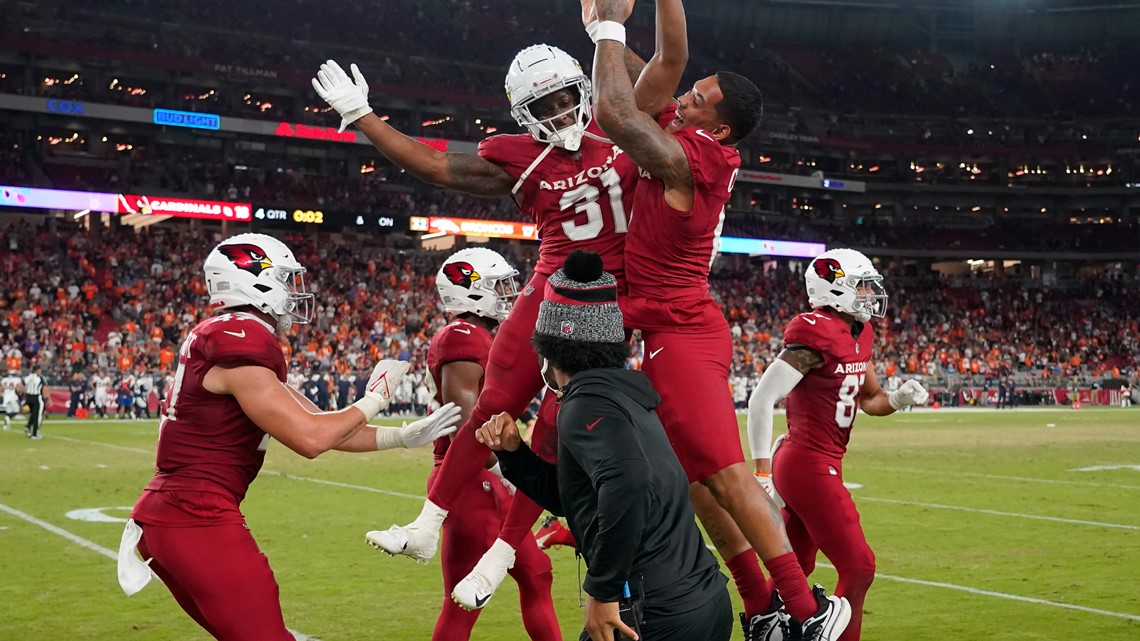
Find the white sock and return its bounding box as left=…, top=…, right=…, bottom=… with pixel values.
left=415, top=499, right=448, bottom=528
left=479, top=538, right=517, bottom=571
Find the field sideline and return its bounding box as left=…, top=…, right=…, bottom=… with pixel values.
left=1, top=408, right=1138, bottom=640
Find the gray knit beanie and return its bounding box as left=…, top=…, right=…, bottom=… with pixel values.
left=534, top=251, right=625, bottom=343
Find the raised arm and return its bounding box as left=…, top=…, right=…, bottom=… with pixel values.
left=591, top=2, right=694, bottom=207
left=313, top=60, right=515, bottom=197
left=583, top=0, right=682, bottom=115
left=354, top=115, right=515, bottom=197
left=633, top=0, right=688, bottom=117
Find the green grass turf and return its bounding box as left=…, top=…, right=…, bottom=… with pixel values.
left=1, top=407, right=1138, bottom=640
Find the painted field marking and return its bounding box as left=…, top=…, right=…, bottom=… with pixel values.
left=0, top=501, right=321, bottom=640
left=857, top=496, right=1139, bottom=530
left=22, top=432, right=1140, bottom=621
left=863, top=465, right=1140, bottom=491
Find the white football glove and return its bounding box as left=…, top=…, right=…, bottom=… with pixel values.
left=352, top=360, right=410, bottom=421
left=396, top=402, right=462, bottom=449
left=755, top=472, right=785, bottom=509
left=311, top=60, right=372, bottom=133
left=755, top=473, right=775, bottom=499
left=888, top=379, right=929, bottom=410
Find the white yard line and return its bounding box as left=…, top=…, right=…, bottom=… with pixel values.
left=0, top=500, right=321, bottom=640
left=22, top=432, right=1140, bottom=621
left=260, top=470, right=425, bottom=500
left=48, top=433, right=153, bottom=454
left=813, top=561, right=1140, bottom=623
left=856, top=496, right=1139, bottom=530
left=863, top=465, right=1140, bottom=491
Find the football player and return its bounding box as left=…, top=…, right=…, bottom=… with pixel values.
left=91, top=369, right=112, bottom=418
left=2, top=369, right=21, bottom=429
left=313, top=0, right=687, bottom=609
left=118, top=233, right=462, bottom=640
left=587, top=2, right=849, bottom=640
left=425, top=248, right=560, bottom=640
left=747, top=249, right=928, bottom=641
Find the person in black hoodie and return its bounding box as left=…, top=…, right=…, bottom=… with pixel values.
left=476, top=251, right=732, bottom=641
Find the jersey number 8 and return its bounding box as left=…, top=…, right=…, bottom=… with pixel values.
left=835, top=373, right=865, bottom=429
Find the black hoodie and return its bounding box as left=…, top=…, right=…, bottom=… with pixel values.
left=498, top=368, right=727, bottom=615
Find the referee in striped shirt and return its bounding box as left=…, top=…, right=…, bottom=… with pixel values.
left=24, top=365, right=45, bottom=440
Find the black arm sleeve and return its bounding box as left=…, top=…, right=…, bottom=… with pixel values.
left=496, top=443, right=564, bottom=516
left=561, top=395, right=653, bottom=602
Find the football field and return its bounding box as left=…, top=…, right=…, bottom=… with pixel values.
left=1, top=408, right=1137, bottom=640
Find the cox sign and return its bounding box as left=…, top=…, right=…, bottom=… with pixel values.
left=46, top=99, right=84, bottom=115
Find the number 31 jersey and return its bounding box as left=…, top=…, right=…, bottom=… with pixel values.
left=782, top=310, right=875, bottom=458
left=478, top=118, right=637, bottom=282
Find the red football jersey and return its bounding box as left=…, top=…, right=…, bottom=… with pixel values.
left=782, top=310, right=875, bottom=458
left=622, top=105, right=742, bottom=332
left=141, top=312, right=287, bottom=505
left=478, top=118, right=637, bottom=281
left=426, top=318, right=493, bottom=462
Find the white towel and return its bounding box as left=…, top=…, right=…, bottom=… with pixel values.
left=117, top=518, right=154, bottom=596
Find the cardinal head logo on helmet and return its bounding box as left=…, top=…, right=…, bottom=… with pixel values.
left=812, top=257, right=845, bottom=283
left=442, top=261, right=480, bottom=289
left=218, top=243, right=274, bottom=276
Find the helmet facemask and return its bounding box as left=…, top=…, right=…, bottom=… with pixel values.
left=505, top=45, right=594, bottom=152
left=511, top=81, right=593, bottom=152
left=848, top=274, right=888, bottom=322
left=266, top=265, right=315, bottom=332
left=486, top=273, right=521, bottom=320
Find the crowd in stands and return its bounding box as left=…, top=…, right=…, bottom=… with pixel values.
left=712, top=260, right=1138, bottom=392
left=2, top=220, right=1136, bottom=416
left=4, top=0, right=1140, bottom=148
left=6, top=126, right=1138, bottom=255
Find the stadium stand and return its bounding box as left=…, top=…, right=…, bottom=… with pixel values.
left=1, top=0, right=1137, bottom=414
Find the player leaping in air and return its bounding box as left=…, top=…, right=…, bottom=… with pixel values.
left=586, top=1, right=851, bottom=639
left=312, top=0, right=687, bottom=611
left=747, top=249, right=928, bottom=641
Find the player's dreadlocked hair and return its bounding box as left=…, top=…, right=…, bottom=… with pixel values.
left=531, top=333, right=630, bottom=377
left=715, top=71, right=764, bottom=144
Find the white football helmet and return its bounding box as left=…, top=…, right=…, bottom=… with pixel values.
left=505, top=45, right=593, bottom=152
left=203, top=233, right=314, bottom=332
left=805, top=248, right=887, bottom=322
left=437, top=248, right=519, bottom=322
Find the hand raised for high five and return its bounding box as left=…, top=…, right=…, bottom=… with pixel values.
left=581, top=0, right=635, bottom=26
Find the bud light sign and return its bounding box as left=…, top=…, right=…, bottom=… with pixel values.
left=153, top=109, right=221, bottom=131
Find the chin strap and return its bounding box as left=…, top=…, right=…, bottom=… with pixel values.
left=512, top=143, right=556, bottom=195
left=582, top=130, right=613, bottom=144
